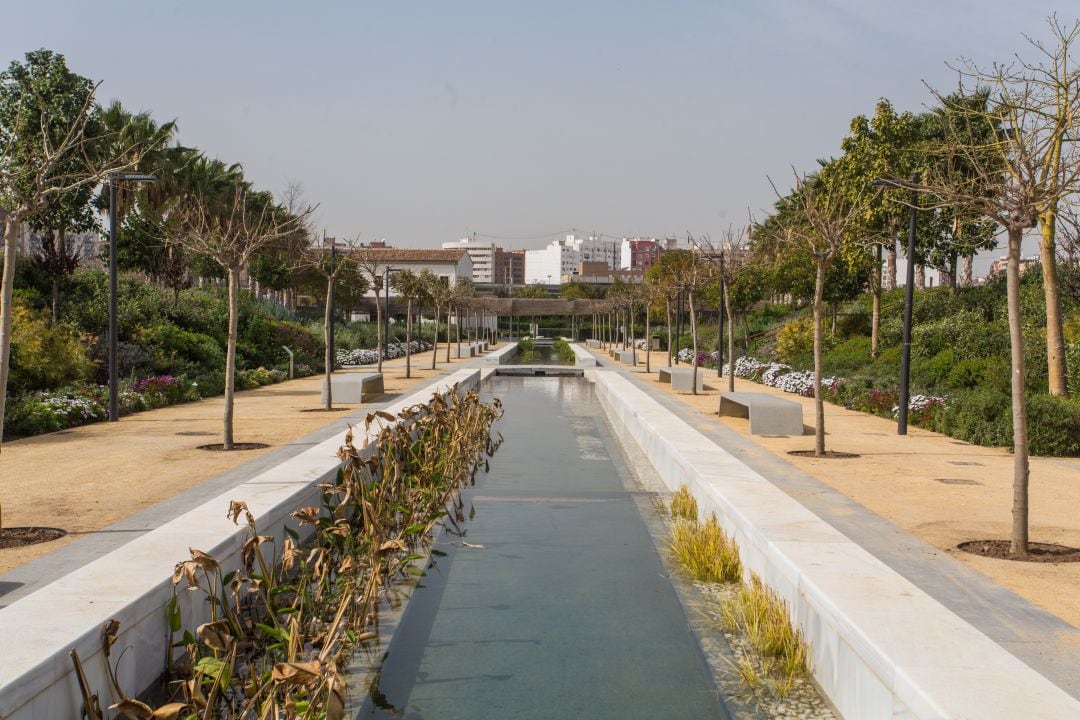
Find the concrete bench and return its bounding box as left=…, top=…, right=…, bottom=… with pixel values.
left=453, top=345, right=474, bottom=359
left=616, top=348, right=636, bottom=365
left=586, top=339, right=603, bottom=349
left=719, top=391, right=804, bottom=435
left=657, top=366, right=704, bottom=394
left=321, top=372, right=384, bottom=404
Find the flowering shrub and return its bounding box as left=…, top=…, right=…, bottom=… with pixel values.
left=132, top=375, right=198, bottom=407
left=236, top=366, right=288, bottom=390
left=336, top=340, right=434, bottom=366
left=717, top=355, right=944, bottom=422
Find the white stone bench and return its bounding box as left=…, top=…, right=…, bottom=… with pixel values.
left=453, top=345, right=474, bottom=359
left=657, top=366, right=704, bottom=393
left=586, top=339, right=603, bottom=349
left=615, top=348, right=636, bottom=364
left=321, top=372, right=384, bottom=404
left=719, top=391, right=804, bottom=435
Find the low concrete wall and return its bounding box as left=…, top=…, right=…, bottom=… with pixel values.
left=0, top=369, right=481, bottom=720
left=592, top=369, right=1080, bottom=720
left=482, top=342, right=518, bottom=366
left=569, top=343, right=596, bottom=367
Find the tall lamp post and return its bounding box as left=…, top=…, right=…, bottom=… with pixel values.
left=716, top=250, right=725, bottom=378
left=107, top=172, right=157, bottom=422
left=383, top=267, right=392, bottom=365
left=871, top=173, right=919, bottom=435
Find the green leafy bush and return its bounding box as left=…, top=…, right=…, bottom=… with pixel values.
left=821, top=336, right=872, bottom=377
left=932, top=389, right=1012, bottom=448
left=135, top=323, right=226, bottom=378
left=9, top=302, right=93, bottom=392
left=775, top=316, right=837, bottom=365
left=1027, top=394, right=1080, bottom=457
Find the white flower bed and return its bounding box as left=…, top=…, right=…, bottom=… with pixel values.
left=336, top=340, right=433, bottom=366
left=722, top=355, right=945, bottom=409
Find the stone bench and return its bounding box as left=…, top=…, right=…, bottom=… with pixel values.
left=615, top=348, right=636, bottom=365
left=321, top=372, right=384, bottom=404
left=719, top=391, right=804, bottom=435
left=453, top=344, right=474, bottom=359
left=657, top=366, right=704, bottom=394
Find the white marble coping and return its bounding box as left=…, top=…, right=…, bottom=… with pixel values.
left=569, top=342, right=597, bottom=367
left=591, top=368, right=1080, bottom=720
left=0, top=369, right=481, bottom=720
left=482, top=342, right=518, bottom=365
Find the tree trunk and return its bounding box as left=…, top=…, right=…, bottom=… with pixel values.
left=872, top=242, right=881, bottom=358
left=1005, top=226, right=1030, bottom=555
left=446, top=305, right=453, bottom=363
left=0, top=214, right=21, bottom=453
left=323, top=275, right=333, bottom=410
left=1040, top=216, right=1068, bottom=396
left=961, top=254, right=974, bottom=287
left=431, top=306, right=440, bottom=370
left=629, top=303, right=636, bottom=365
left=688, top=291, right=699, bottom=395
left=726, top=284, right=736, bottom=393
left=224, top=266, right=239, bottom=450
left=886, top=243, right=897, bottom=291
left=915, top=263, right=925, bottom=290
left=665, top=299, right=673, bottom=367
left=813, top=261, right=827, bottom=457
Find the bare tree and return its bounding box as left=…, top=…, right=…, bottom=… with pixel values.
left=907, top=33, right=1080, bottom=553
left=1, top=73, right=142, bottom=450
left=299, top=233, right=363, bottom=410
left=353, top=248, right=388, bottom=372
left=172, top=186, right=313, bottom=449
left=771, top=168, right=866, bottom=457
left=694, top=226, right=749, bottom=394
left=391, top=268, right=427, bottom=379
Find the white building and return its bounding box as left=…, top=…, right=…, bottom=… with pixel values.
left=524, top=234, right=621, bottom=284
left=441, top=237, right=495, bottom=284
left=352, top=248, right=473, bottom=297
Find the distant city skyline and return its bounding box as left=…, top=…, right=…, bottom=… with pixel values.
left=8, top=1, right=1070, bottom=273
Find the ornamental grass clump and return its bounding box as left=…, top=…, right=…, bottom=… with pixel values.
left=721, top=572, right=809, bottom=698
left=669, top=484, right=698, bottom=521
left=669, top=514, right=742, bottom=583
left=70, top=384, right=503, bottom=720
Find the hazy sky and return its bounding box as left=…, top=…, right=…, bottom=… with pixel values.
left=6, top=1, right=1071, bottom=266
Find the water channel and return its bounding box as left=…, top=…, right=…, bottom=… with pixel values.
left=355, top=375, right=731, bottom=719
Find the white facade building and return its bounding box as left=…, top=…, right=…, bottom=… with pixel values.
left=524, top=234, right=621, bottom=284
left=353, top=248, right=473, bottom=298
left=441, top=237, right=496, bottom=283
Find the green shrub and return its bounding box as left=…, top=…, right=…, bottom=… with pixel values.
left=821, top=336, right=872, bottom=377
left=1027, top=394, right=1080, bottom=457
left=775, top=316, right=838, bottom=365
left=945, top=357, right=994, bottom=390
left=836, top=308, right=871, bottom=338
left=9, top=302, right=93, bottom=392
left=5, top=387, right=106, bottom=436
left=135, top=323, right=226, bottom=379
left=932, top=389, right=1012, bottom=448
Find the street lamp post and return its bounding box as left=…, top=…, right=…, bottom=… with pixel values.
left=717, top=250, right=725, bottom=378
left=872, top=173, right=919, bottom=435
left=107, top=172, right=157, bottom=422
left=327, top=235, right=337, bottom=373
left=383, top=267, right=391, bottom=364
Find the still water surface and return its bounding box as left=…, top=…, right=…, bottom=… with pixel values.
left=358, top=376, right=729, bottom=719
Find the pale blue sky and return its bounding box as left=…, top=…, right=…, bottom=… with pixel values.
left=5, top=1, right=1069, bottom=264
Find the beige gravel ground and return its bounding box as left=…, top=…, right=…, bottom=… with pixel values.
left=611, top=349, right=1080, bottom=629
left=0, top=346, right=481, bottom=573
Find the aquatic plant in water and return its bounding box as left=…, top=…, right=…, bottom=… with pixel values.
left=70, top=384, right=502, bottom=720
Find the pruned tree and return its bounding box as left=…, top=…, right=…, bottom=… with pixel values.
left=695, top=226, right=750, bottom=394
left=390, top=268, right=427, bottom=378
left=353, top=247, right=388, bottom=372
left=299, top=233, right=363, bottom=410
left=906, top=20, right=1080, bottom=553
left=770, top=166, right=867, bottom=456
left=421, top=269, right=451, bottom=370
left=665, top=245, right=713, bottom=395
left=172, top=185, right=313, bottom=449
left=0, top=50, right=143, bottom=452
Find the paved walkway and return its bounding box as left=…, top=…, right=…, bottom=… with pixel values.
left=595, top=347, right=1080, bottom=699
left=0, top=346, right=483, bottom=603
